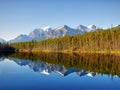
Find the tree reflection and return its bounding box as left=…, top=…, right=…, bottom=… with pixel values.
left=8, top=52, right=120, bottom=77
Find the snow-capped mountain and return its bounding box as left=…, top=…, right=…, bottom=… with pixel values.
left=0, top=37, right=5, bottom=43
left=9, top=24, right=100, bottom=43
left=77, top=25, right=89, bottom=33
left=9, top=34, right=32, bottom=43
left=88, top=25, right=100, bottom=31
left=77, top=24, right=100, bottom=32
left=28, top=24, right=99, bottom=41
left=52, top=25, right=83, bottom=37
left=29, top=26, right=52, bottom=41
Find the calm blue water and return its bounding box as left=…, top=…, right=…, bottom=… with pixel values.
left=0, top=55, right=120, bottom=90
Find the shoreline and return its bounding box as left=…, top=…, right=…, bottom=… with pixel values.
left=18, top=49, right=120, bottom=54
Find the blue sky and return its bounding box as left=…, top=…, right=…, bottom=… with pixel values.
left=0, top=0, right=120, bottom=41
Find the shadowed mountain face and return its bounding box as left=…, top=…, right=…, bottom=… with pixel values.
left=1, top=52, right=120, bottom=77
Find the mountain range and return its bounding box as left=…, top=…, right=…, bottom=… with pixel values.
left=9, top=24, right=100, bottom=43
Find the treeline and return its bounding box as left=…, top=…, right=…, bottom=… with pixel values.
left=0, top=43, right=16, bottom=52
left=11, top=27, right=120, bottom=53
left=9, top=52, right=120, bottom=77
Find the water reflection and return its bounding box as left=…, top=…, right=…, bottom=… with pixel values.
left=1, top=57, right=97, bottom=77
left=0, top=53, right=120, bottom=90
left=1, top=52, right=120, bottom=77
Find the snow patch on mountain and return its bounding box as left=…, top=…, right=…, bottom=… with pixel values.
left=40, top=26, right=52, bottom=31
left=88, top=25, right=99, bottom=31
left=77, top=25, right=89, bottom=33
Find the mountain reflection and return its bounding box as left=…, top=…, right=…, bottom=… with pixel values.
left=0, top=52, right=120, bottom=77
left=0, top=57, right=97, bottom=77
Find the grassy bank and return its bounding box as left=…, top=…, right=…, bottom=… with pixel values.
left=18, top=49, right=120, bottom=54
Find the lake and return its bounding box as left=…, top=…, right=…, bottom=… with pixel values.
left=0, top=53, right=120, bottom=90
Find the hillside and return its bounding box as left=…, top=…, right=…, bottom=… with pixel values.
left=11, top=27, right=120, bottom=53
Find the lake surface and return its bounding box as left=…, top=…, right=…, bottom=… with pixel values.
left=0, top=53, right=120, bottom=90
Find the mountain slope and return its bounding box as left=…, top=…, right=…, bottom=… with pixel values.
left=88, top=25, right=100, bottom=31
left=29, top=26, right=52, bottom=41
left=77, top=25, right=89, bottom=33
left=52, top=25, right=83, bottom=37
left=9, top=34, right=32, bottom=43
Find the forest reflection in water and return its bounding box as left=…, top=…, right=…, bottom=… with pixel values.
left=2, top=52, right=119, bottom=77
